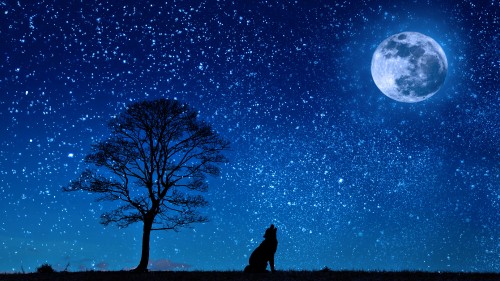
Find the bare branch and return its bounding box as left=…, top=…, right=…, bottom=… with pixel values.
left=64, top=99, right=229, bottom=233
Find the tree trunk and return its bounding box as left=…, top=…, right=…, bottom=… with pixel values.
left=133, top=214, right=154, bottom=272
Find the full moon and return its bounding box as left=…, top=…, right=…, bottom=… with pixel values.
left=371, top=32, right=448, bottom=103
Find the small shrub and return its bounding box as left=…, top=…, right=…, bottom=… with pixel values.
left=36, top=263, right=55, bottom=273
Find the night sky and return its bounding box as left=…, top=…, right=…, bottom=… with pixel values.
left=1, top=0, right=498, bottom=273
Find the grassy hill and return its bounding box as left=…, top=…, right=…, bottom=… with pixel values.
left=0, top=270, right=498, bottom=281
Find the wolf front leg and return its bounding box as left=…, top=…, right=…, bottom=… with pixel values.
left=269, top=256, right=275, bottom=273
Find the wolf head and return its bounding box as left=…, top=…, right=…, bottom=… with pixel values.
left=263, top=224, right=277, bottom=239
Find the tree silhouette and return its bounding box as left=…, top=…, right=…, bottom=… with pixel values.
left=64, top=99, right=230, bottom=272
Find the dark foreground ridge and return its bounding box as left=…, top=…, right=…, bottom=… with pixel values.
left=0, top=270, right=499, bottom=281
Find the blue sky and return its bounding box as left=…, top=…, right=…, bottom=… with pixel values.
left=0, top=0, right=498, bottom=273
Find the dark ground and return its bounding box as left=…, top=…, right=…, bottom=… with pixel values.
left=0, top=270, right=499, bottom=281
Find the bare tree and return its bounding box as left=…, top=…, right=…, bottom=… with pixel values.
left=64, top=99, right=230, bottom=272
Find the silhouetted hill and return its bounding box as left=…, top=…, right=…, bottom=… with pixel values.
left=0, top=270, right=498, bottom=281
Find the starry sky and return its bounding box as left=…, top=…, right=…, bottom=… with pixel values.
left=1, top=0, right=498, bottom=273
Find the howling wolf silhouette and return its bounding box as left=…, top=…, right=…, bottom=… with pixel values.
left=244, top=224, right=278, bottom=273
